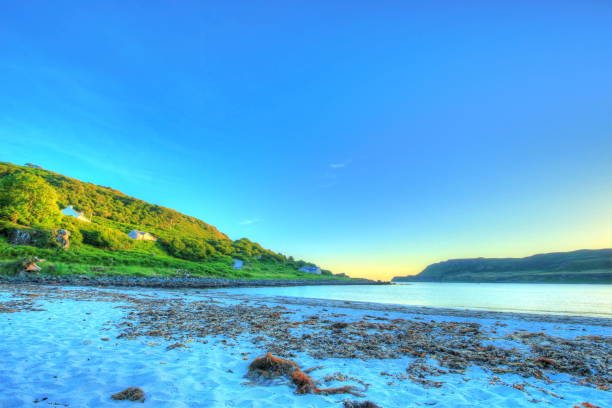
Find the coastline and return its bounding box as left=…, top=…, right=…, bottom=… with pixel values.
left=392, top=277, right=612, bottom=284
left=0, top=274, right=389, bottom=289
left=1, top=283, right=610, bottom=408
left=209, top=291, right=612, bottom=325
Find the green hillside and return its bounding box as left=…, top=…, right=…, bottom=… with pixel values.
left=393, top=249, right=612, bottom=283
left=0, top=161, right=337, bottom=279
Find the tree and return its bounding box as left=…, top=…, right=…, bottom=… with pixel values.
left=0, top=172, right=61, bottom=226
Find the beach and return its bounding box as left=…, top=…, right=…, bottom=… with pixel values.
left=1, top=283, right=610, bottom=408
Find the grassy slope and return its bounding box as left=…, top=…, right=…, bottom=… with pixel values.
left=393, top=249, right=612, bottom=283
left=0, top=162, right=344, bottom=280
left=0, top=236, right=342, bottom=280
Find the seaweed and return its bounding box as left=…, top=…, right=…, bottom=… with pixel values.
left=291, top=369, right=317, bottom=394
left=111, top=387, right=145, bottom=402
left=247, top=352, right=298, bottom=379
left=247, top=353, right=365, bottom=396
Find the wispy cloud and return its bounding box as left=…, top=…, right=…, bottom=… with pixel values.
left=330, top=160, right=351, bottom=169
left=320, top=160, right=351, bottom=187
left=239, top=218, right=261, bottom=225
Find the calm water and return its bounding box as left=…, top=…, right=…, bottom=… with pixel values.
left=222, top=283, right=612, bottom=317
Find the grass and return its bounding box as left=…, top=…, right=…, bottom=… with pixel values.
left=0, top=239, right=346, bottom=280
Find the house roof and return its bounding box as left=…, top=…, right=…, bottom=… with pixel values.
left=61, top=205, right=88, bottom=219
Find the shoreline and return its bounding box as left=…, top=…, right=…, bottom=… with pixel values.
left=209, top=291, right=612, bottom=325
left=392, top=279, right=612, bottom=285
left=393, top=280, right=612, bottom=285
left=1, top=279, right=609, bottom=323
left=0, top=274, right=389, bottom=289
left=2, top=277, right=610, bottom=320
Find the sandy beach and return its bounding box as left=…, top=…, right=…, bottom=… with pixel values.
left=0, top=283, right=610, bottom=408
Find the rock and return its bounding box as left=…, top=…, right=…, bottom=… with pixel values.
left=55, top=229, right=70, bottom=249
left=32, top=397, right=48, bottom=403
left=344, top=402, right=382, bottom=408
left=20, top=257, right=45, bottom=274
left=10, top=229, right=32, bottom=245
left=111, top=387, right=145, bottom=402
left=166, top=342, right=187, bottom=350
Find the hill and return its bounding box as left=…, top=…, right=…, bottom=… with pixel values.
left=393, top=249, right=612, bottom=284
left=0, top=161, right=338, bottom=280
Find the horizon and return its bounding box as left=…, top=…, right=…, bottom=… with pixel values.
left=1, top=1, right=611, bottom=280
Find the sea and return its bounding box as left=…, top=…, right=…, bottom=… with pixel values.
left=221, top=282, right=612, bottom=317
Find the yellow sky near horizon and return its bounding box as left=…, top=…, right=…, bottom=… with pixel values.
left=319, top=237, right=612, bottom=281
left=303, top=186, right=612, bottom=281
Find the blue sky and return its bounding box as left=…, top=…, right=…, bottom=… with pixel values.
left=1, top=1, right=611, bottom=279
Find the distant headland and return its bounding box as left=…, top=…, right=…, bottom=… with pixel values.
left=393, top=249, right=612, bottom=284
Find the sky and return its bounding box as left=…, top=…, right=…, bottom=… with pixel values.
left=1, top=1, right=611, bottom=280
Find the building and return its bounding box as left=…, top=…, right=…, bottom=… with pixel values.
left=232, top=259, right=244, bottom=270
left=61, top=205, right=90, bottom=222
left=128, top=230, right=157, bottom=241
left=299, top=266, right=321, bottom=274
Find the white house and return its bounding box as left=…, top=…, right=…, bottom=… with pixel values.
left=232, top=259, right=244, bottom=270
left=128, top=230, right=157, bottom=241
left=299, top=266, right=321, bottom=274
left=61, top=205, right=90, bottom=222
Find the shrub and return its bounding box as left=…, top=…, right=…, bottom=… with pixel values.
left=81, top=226, right=133, bottom=250
left=0, top=172, right=61, bottom=227
left=161, top=236, right=217, bottom=261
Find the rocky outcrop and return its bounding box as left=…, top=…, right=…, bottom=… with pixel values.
left=20, top=257, right=46, bottom=274
left=10, top=228, right=71, bottom=249
left=55, top=229, right=71, bottom=249
left=10, top=229, right=33, bottom=245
